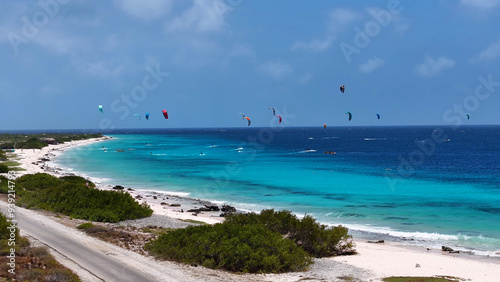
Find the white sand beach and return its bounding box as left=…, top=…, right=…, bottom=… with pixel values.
left=4, top=137, right=500, bottom=281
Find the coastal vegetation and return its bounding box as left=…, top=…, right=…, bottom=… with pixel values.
left=9, top=173, right=153, bottom=222
left=76, top=222, right=94, bottom=229
left=146, top=223, right=311, bottom=273
left=0, top=164, right=8, bottom=174
left=0, top=176, right=9, bottom=193
left=146, top=209, right=355, bottom=273
left=0, top=212, right=80, bottom=281
left=225, top=209, right=355, bottom=257
left=0, top=133, right=103, bottom=150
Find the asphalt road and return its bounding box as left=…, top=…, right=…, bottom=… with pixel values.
left=0, top=200, right=187, bottom=282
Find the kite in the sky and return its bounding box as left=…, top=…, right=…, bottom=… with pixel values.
left=277, top=115, right=282, bottom=124
left=133, top=114, right=141, bottom=120
left=162, top=110, right=168, bottom=119
left=239, top=113, right=251, bottom=125
left=376, top=114, right=380, bottom=120
left=340, top=85, right=345, bottom=93
left=345, top=111, right=352, bottom=121
left=268, top=107, right=276, bottom=115
left=466, top=114, right=470, bottom=120
left=99, top=105, right=103, bottom=113
left=145, top=113, right=150, bottom=120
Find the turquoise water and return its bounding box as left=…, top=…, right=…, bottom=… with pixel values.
left=54, top=126, right=500, bottom=256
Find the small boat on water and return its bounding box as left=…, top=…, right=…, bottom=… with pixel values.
left=116, top=149, right=125, bottom=152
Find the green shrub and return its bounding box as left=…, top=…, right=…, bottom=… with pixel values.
left=146, top=223, right=311, bottom=273
left=76, top=223, right=94, bottom=229
left=16, top=174, right=153, bottom=222
left=225, top=209, right=356, bottom=257
left=19, top=138, right=46, bottom=149
left=43, top=268, right=80, bottom=282
left=0, top=176, right=9, bottom=194
left=0, top=212, right=22, bottom=255
left=0, top=164, right=8, bottom=173
left=60, top=175, right=95, bottom=188
left=0, top=150, right=6, bottom=160
left=16, top=173, right=62, bottom=191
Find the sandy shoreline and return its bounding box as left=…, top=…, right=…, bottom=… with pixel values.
left=4, top=137, right=500, bottom=281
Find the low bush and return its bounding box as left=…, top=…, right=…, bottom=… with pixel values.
left=19, top=138, right=46, bottom=149
left=0, top=212, right=28, bottom=255
left=60, top=175, right=96, bottom=188
left=0, top=176, right=9, bottom=193
left=146, top=223, right=311, bottom=273
left=76, top=223, right=94, bottom=229
left=15, top=173, right=153, bottom=222
left=16, top=173, right=63, bottom=191
left=224, top=209, right=355, bottom=257
left=0, top=163, right=8, bottom=173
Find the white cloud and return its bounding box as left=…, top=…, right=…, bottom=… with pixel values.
left=461, top=0, right=500, bottom=9
left=359, top=57, right=385, bottom=73
left=328, top=8, right=362, bottom=31
left=365, top=7, right=410, bottom=35
left=291, top=8, right=361, bottom=53
left=414, top=55, right=456, bottom=77
left=391, top=14, right=411, bottom=35
left=32, top=29, right=88, bottom=55
left=114, top=0, right=173, bottom=21
left=165, top=0, right=230, bottom=33
left=259, top=62, right=293, bottom=80
left=469, top=38, right=500, bottom=64
left=291, top=36, right=333, bottom=52
left=72, top=59, right=132, bottom=78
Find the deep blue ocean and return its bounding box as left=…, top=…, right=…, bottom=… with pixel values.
left=54, top=126, right=500, bottom=256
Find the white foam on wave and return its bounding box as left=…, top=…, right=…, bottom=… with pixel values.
left=333, top=223, right=459, bottom=241
left=318, top=221, right=500, bottom=257
left=137, top=189, right=191, bottom=198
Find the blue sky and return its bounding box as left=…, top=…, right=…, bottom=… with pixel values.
left=1, top=0, right=500, bottom=130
